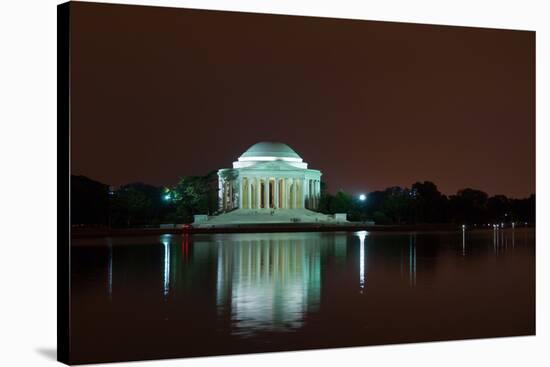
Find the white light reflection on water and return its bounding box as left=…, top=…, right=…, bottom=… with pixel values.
left=409, top=234, right=416, bottom=287
left=462, top=227, right=466, bottom=257
left=161, top=235, right=171, bottom=298
left=356, top=231, right=368, bottom=291
left=107, top=238, right=113, bottom=299
left=493, top=225, right=498, bottom=254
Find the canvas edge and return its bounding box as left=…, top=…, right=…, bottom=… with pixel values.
left=57, top=1, right=71, bottom=365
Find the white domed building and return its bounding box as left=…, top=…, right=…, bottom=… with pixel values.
left=195, top=142, right=342, bottom=226
left=218, top=142, right=322, bottom=211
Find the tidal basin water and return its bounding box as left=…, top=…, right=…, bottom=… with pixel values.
left=71, top=229, right=535, bottom=364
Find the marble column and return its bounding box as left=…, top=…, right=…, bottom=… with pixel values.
left=316, top=180, right=320, bottom=209
left=256, top=177, right=262, bottom=209
left=296, top=179, right=300, bottom=209
left=297, top=179, right=301, bottom=209
left=218, top=178, right=224, bottom=211
left=274, top=178, right=279, bottom=209
left=306, top=179, right=309, bottom=209
left=292, top=178, right=298, bottom=209
left=304, top=179, right=309, bottom=209
left=229, top=181, right=234, bottom=209
left=247, top=179, right=252, bottom=209
left=294, top=180, right=298, bottom=209
left=309, top=179, right=313, bottom=208
left=301, top=178, right=305, bottom=209
left=224, top=181, right=228, bottom=210
left=310, top=180, right=314, bottom=209
left=286, top=179, right=291, bottom=209
left=239, top=177, right=243, bottom=209
left=281, top=178, right=286, bottom=209
left=264, top=178, right=269, bottom=209
left=311, top=180, right=316, bottom=210
left=221, top=180, right=225, bottom=211
left=259, top=178, right=263, bottom=209
left=286, top=179, right=290, bottom=209
left=313, top=180, right=317, bottom=209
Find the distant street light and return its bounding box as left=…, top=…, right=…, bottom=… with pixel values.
left=359, top=194, right=366, bottom=201
left=163, top=194, right=171, bottom=202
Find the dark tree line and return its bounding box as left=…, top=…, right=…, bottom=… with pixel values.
left=72, top=175, right=535, bottom=227
left=71, top=173, right=218, bottom=227
left=318, top=181, right=535, bottom=225
left=71, top=175, right=110, bottom=226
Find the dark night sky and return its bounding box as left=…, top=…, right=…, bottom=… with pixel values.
left=70, top=2, right=535, bottom=198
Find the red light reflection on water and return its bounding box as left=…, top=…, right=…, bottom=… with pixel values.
left=181, top=233, right=189, bottom=262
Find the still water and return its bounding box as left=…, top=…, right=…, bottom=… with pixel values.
left=71, top=229, right=535, bottom=364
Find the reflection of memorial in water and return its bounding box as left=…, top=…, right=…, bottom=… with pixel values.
left=214, top=233, right=324, bottom=335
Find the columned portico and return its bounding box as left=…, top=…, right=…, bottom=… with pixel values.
left=217, top=142, right=322, bottom=212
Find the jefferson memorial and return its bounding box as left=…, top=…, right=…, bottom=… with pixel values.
left=195, top=142, right=344, bottom=226
left=218, top=141, right=322, bottom=211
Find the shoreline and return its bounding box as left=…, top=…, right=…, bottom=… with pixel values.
left=71, top=223, right=534, bottom=238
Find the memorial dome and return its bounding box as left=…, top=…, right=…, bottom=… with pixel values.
left=239, top=142, right=301, bottom=160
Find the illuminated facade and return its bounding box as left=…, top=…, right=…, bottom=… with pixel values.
left=217, top=142, right=322, bottom=211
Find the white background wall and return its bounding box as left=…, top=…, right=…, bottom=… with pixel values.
left=0, top=0, right=548, bottom=366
